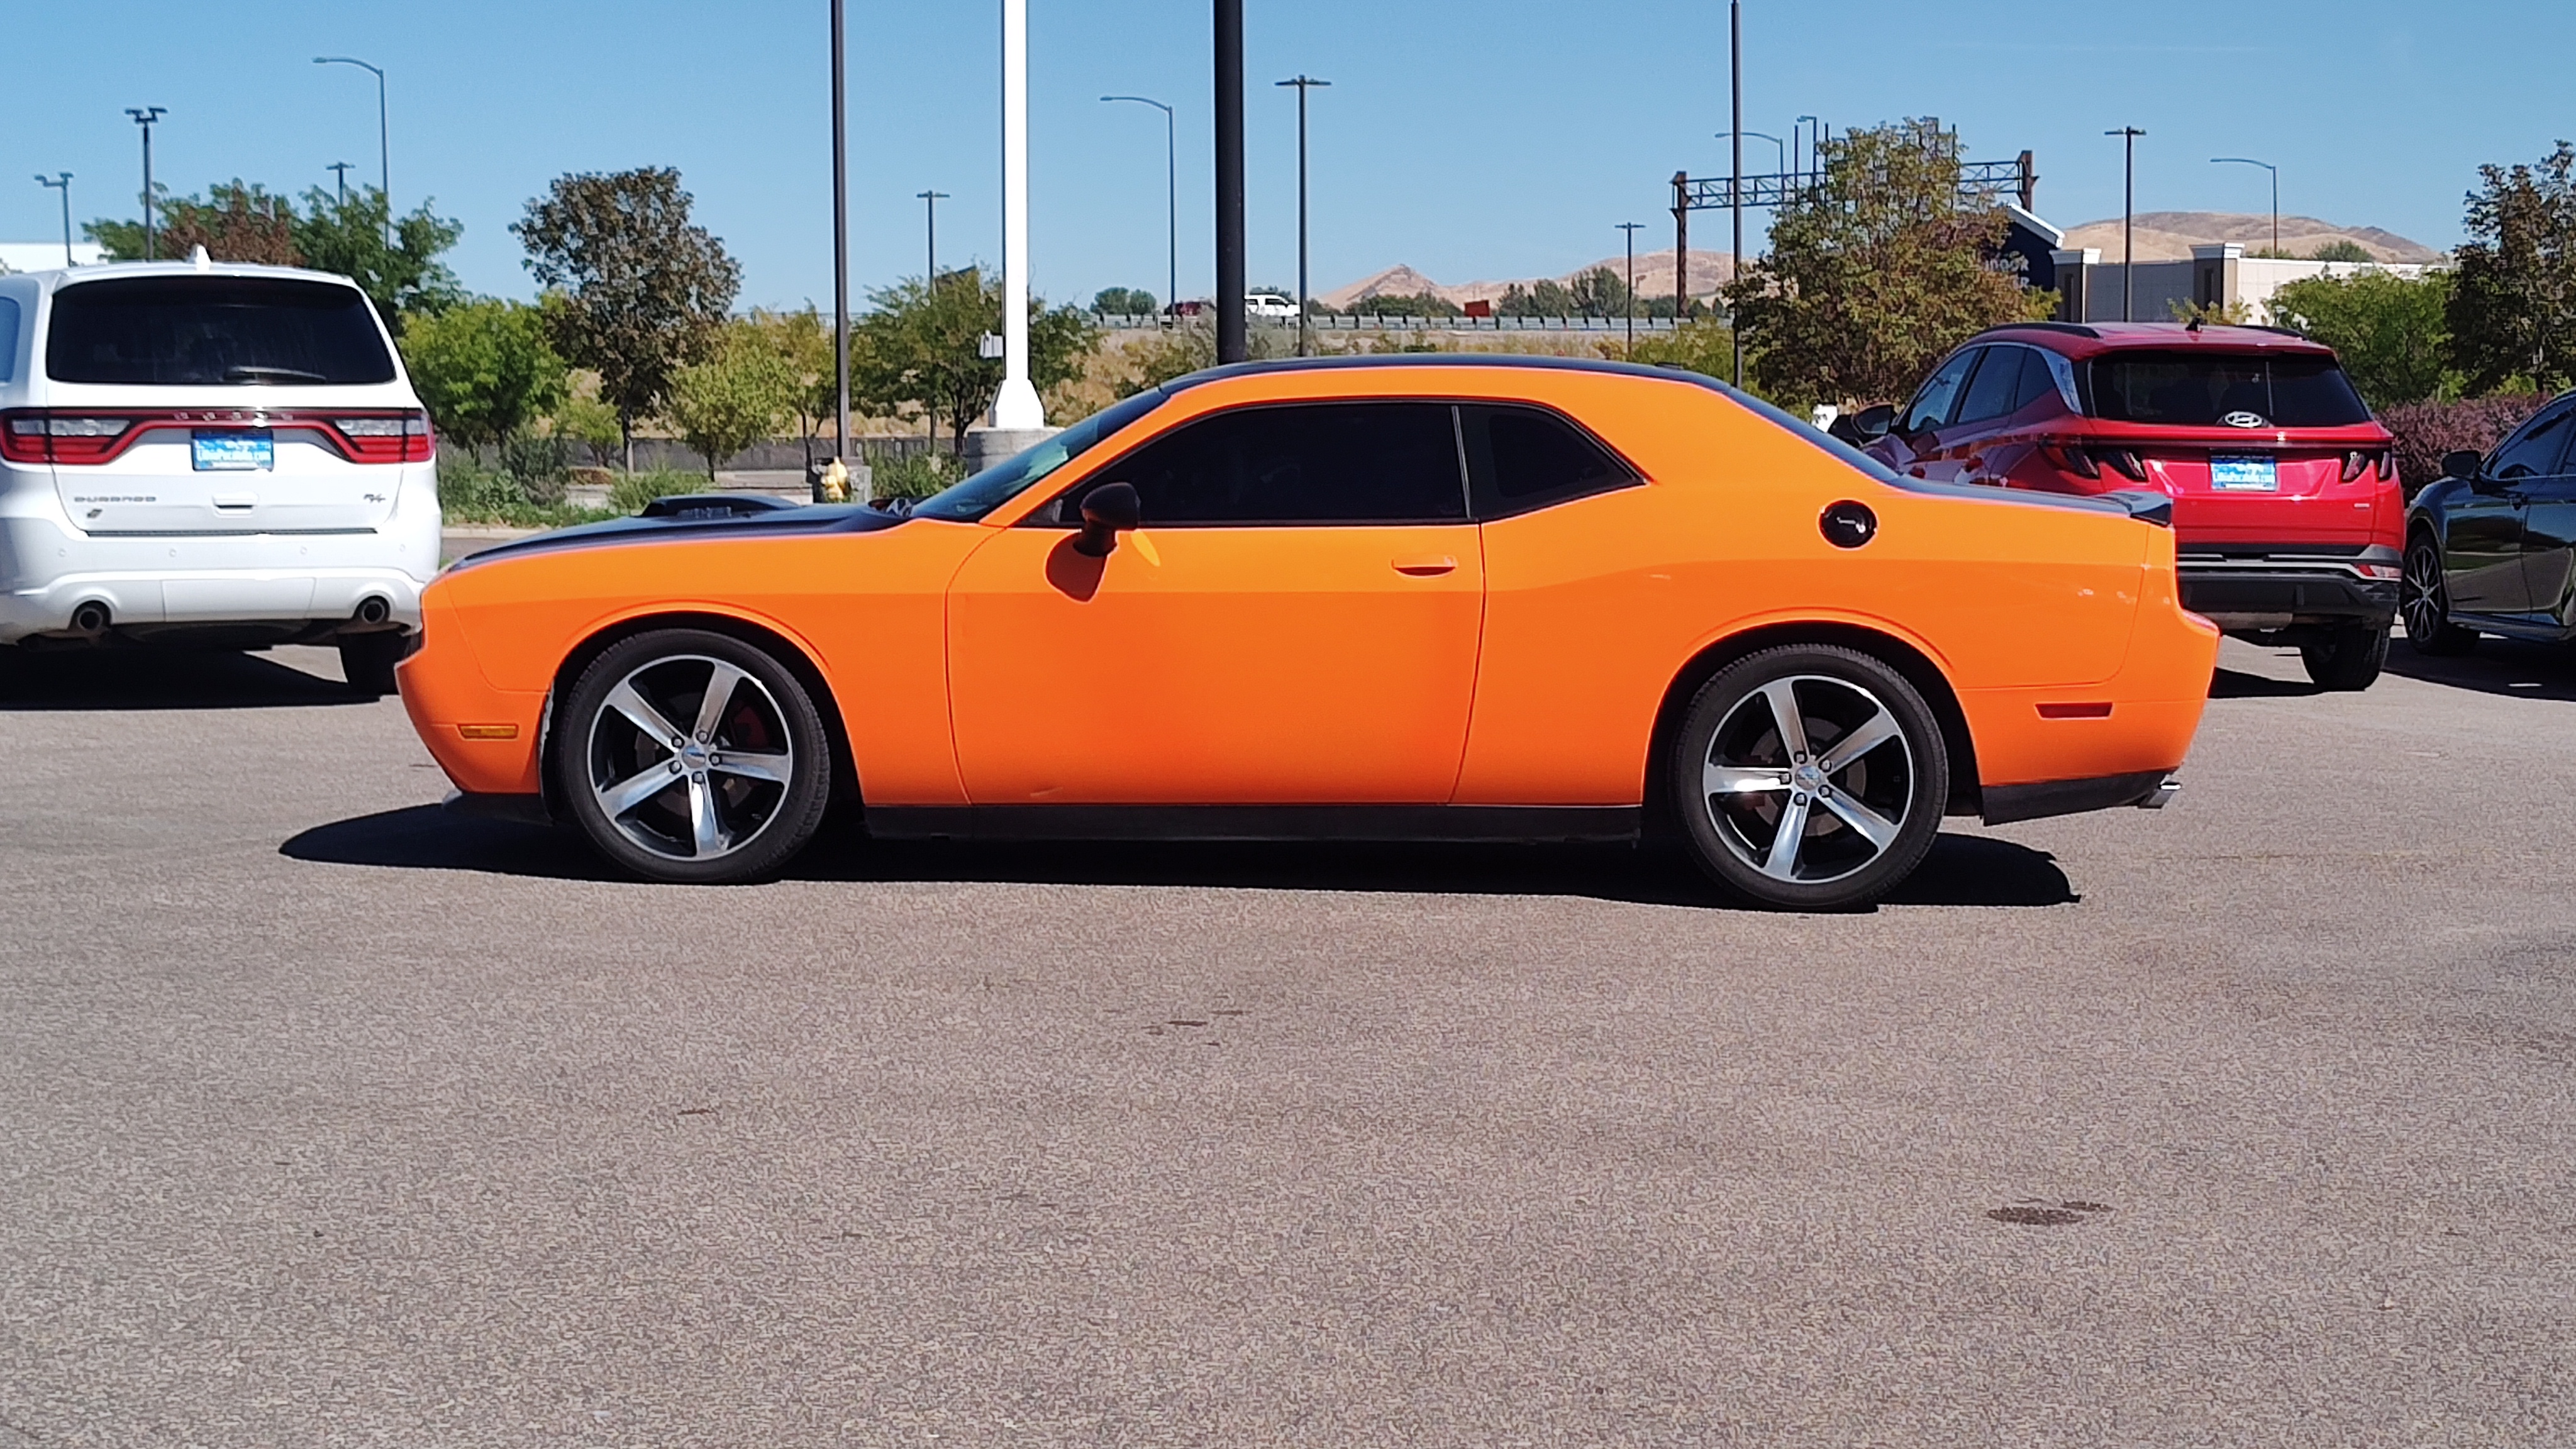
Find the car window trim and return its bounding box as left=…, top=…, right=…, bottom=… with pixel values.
left=1457, top=399, right=1646, bottom=521
left=1019, top=396, right=1478, bottom=530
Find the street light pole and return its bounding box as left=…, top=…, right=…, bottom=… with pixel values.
left=1795, top=114, right=1818, bottom=192
left=829, top=0, right=853, bottom=468
left=36, top=174, right=75, bottom=267
left=2212, top=156, right=2279, bottom=257
left=1728, top=0, right=1743, bottom=387
left=313, top=58, right=389, bottom=250
left=1214, top=0, right=1246, bottom=364
left=2107, top=126, right=2145, bottom=322
left=1102, top=96, right=1177, bottom=325
left=1716, top=130, right=1785, bottom=178
left=1275, top=75, right=1330, bottom=357
left=1617, top=221, right=1643, bottom=354
left=124, top=108, right=165, bottom=260
left=326, top=160, right=353, bottom=209
left=917, top=189, right=949, bottom=284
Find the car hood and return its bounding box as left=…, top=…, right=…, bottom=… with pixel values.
left=450, top=502, right=911, bottom=570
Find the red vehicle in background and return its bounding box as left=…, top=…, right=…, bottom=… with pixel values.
left=1841, top=322, right=2401, bottom=689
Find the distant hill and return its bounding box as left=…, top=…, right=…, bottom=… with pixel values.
left=2060, top=211, right=2441, bottom=264
left=1320, top=248, right=1738, bottom=311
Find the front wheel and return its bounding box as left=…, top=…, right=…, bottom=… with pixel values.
left=1673, top=645, right=1949, bottom=911
left=556, top=629, right=833, bottom=884
left=2401, top=535, right=2477, bottom=657
left=2301, top=622, right=2389, bottom=691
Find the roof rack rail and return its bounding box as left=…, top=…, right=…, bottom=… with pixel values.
left=1982, top=321, right=2101, bottom=339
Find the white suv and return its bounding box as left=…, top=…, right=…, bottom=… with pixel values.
left=0, top=257, right=440, bottom=692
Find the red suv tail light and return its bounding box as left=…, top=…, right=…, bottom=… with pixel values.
left=0, top=408, right=432, bottom=465
left=2039, top=438, right=2099, bottom=479
left=2341, top=448, right=2392, bottom=483
left=2094, top=447, right=2150, bottom=482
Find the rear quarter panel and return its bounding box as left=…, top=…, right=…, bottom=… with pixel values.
left=1457, top=374, right=2179, bottom=804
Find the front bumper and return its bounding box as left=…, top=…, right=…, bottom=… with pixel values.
left=2177, top=545, right=2400, bottom=631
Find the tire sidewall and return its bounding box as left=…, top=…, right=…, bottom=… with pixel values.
left=557, top=628, right=832, bottom=884
left=1673, top=645, right=1950, bottom=911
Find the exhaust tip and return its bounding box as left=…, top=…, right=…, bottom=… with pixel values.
left=2136, top=776, right=2181, bottom=810
left=353, top=597, right=391, bottom=626
left=69, top=601, right=111, bottom=635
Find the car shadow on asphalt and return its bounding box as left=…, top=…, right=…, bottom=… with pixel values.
left=0, top=647, right=370, bottom=711
left=2210, top=668, right=2323, bottom=699
left=2381, top=637, right=2576, bottom=701
left=280, top=806, right=2079, bottom=911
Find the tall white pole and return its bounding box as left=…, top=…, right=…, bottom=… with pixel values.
left=991, top=0, right=1045, bottom=429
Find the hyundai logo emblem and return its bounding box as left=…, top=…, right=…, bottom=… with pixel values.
left=2220, top=410, right=2267, bottom=428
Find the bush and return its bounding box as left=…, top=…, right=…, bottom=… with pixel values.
left=435, top=458, right=618, bottom=528
left=869, top=449, right=964, bottom=500
left=497, top=430, right=573, bottom=506
left=2379, top=393, right=2545, bottom=493
left=608, top=469, right=709, bottom=514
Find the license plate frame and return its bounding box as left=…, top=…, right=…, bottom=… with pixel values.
left=2209, top=453, right=2278, bottom=492
left=191, top=430, right=275, bottom=472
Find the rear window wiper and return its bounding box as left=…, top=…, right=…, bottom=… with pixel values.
left=223, top=364, right=329, bottom=384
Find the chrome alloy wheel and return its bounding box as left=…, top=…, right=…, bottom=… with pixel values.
left=585, top=655, right=796, bottom=862
left=2402, top=538, right=2448, bottom=643
left=1701, top=674, right=1916, bottom=886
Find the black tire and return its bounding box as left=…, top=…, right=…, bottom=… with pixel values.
left=2401, top=533, right=2477, bottom=657
left=2301, top=622, right=2389, bottom=691
left=339, top=631, right=408, bottom=696
left=555, top=629, right=832, bottom=884
left=1673, top=645, right=1949, bottom=911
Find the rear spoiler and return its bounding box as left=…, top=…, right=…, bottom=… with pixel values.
left=2102, top=489, right=2173, bottom=528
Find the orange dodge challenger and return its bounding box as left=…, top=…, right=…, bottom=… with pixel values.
left=401, top=357, right=2217, bottom=909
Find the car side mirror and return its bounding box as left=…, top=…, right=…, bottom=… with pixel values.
left=1075, top=481, right=1140, bottom=557
left=2443, top=450, right=2487, bottom=487
left=1846, top=404, right=1897, bottom=445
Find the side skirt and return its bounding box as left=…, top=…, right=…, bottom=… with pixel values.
left=864, top=804, right=1643, bottom=845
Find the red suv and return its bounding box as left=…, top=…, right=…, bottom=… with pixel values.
left=1843, top=323, right=2401, bottom=689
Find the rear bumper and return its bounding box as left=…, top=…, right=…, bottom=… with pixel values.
left=0, top=505, right=438, bottom=644
left=2177, top=546, right=2399, bottom=630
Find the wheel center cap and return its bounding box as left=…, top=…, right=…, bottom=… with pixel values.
left=1793, top=763, right=1826, bottom=791
left=679, top=741, right=711, bottom=768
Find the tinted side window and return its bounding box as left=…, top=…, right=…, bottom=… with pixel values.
left=1460, top=403, right=1638, bottom=518
left=2013, top=347, right=2060, bottom=413
left=1049, top=401, right=1466, bottom=526
left=2492, top=403, right=2576, bottom=480
left=0, top=296, right=20, bottom=383
left=1952, top=345, right=2027, bottom=426
left=1901, top=349, right=1979, bottom=435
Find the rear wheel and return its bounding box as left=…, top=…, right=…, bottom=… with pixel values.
left=2301, top=622, right=2389, bottom=691
left=556, top=629, right=832, bottom=883
left=338, top=631, right=407, bottom=696
left=1673, top=645, right=1948, bottom=911
left=2401, top=534, right=2477, bottom=657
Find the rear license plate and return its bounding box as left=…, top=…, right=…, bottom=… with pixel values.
left=192, top=430, right=274, bottom=472
left=2210, top=454, right=2277, bottom=491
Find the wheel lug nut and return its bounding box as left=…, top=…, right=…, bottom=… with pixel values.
left=668, top=760, right=682, bottom=774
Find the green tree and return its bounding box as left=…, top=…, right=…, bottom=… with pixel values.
left=1568, top=266, right=1631, bottom=319
left=854, top=265, right=1100, bottom=449
left=87, top=180, right=301, bottom=265
left=2448, top=140, right=2576, bottom=395
left=1354, top=291, right=1463, bottom=318
left=293, top=187, right=465, bottom=326
left=661, top=319, right=798, bottom=479
left=1496, top=279, right=1575, bottom=317
left=513, top=167, right=743, bottom=470
left=397, top=299, right=570, bottom=450
left=1093, top=286, right=1159, bottom=316
left=747, top=307, right=837, bottom=464
left=2310, top=238, right=2376, bottom=263
left=2271, top=268, right=2457, bottom=408
left=550, top=385, right=623, bottom=469
left=1724, top=119, right=2057, bottom=409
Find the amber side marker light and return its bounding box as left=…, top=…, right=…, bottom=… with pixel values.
left=457, top=724, right=521, bottom=740
left=2036, top=702, right=2114, bottom=720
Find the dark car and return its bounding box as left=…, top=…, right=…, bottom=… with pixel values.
left=1840, top=322, right=2402, bottom=689
left=2401, top=389, right=2576, bottom=657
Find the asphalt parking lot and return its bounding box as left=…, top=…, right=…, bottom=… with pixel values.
left=2, top=631, right=2570, bottom=1446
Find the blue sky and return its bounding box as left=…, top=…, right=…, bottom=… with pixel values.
left=3, top=1, right=2568, bottom=310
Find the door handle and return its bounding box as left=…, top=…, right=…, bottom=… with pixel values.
left=1391, top=554, right=1458, bottom=576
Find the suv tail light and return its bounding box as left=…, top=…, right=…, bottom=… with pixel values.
left=0, top=408, right=432, bottom=465
left=2094, top=446, right=2150, bottom=482
left=2038, top=438, right=2099, bottom=479
left=2341, top=448, right=2392, bottom=483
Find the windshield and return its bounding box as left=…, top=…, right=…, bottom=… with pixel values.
left=2088, top=350, right=2370, bottom=428
left=909, top=388, right=1171, bottom=522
